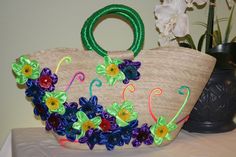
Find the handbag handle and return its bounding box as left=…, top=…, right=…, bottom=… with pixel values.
left=81, top=4, right=145, bottom=58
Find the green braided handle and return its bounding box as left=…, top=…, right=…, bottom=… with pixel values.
left=81, top=4, right=145, bottom=57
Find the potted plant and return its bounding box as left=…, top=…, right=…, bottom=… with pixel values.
left=155, top=0, right=236, bottom=133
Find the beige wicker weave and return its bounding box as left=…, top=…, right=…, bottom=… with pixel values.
left=27, top=46, right=216, bottom=150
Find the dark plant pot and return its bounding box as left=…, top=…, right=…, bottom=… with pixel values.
left=209, top=43, right=236, bottom=68
left=183, top=43, right=236, bottom=133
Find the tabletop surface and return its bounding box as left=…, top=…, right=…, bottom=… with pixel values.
left=9, top=127, right=236, bottom=157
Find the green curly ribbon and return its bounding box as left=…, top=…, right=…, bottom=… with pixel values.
left=169, top=86, right=191, bottom=124
left=89, top=78, right=102, bottom=97
left=81, top=4, right=145, bottom=57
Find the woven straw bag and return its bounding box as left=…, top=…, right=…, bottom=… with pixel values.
left=12, top=4, right=216, bottom=151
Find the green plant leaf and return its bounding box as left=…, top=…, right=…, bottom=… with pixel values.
left=184, top=35, right=196, bottom=49
left=216, top=17, right=228, bottom=23
left=205, top=0, right=216, bottom=53
left=194, top=22, right=207, bottom=28
left=194, top=18, right=228, bottom=28
left=231, top=36, right=236, bottom=42
left=216, top=17, right=222, bottom=44
left=212, top=31, right=218, bottom=47
left=197, top=32, right=206, bottom=51
left=214, top=17, right=229, bottom=24
left=213, top=30, right=221, bottom=46
left=224, top=4, right=235, bottom=43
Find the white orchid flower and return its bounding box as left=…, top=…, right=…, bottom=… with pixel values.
left=226, top=0, right=236, bottom=8
left=158, top=34, right=179, bottom=47
left=186, top=0, right=208, bottom=8
left=155, top=0, right=189, bottom=37
left=163, top=0, right=188, bottom=12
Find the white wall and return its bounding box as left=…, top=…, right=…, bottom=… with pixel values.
left=0, top=0, right=235, bottom=148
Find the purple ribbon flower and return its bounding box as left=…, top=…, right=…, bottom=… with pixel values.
left=38, top=68, right=58, bottom=92
left=32, top=98, right=49, bottom=121
left=45, top=113, right=65, bottom=136
left=118, top=60, right=141, bottom=84
left=132, top=123, right=154, bottom=147
left=99, top=111, right=118, bottom=132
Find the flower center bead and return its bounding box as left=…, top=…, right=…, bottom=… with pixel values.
left=108, top=133, right=121, bottom=145
left=83, top=103, right=95, bottom=115
left=106, top=64, right=120, bottom=77
left=22, top=64, right=33, bottom=77
left=46, top=97, right=59, bottom=110
left=82, top=120, right=95, bottom=132
left=48, top=116, right=60, bottom=128
left=39, top=75, right=52, bottom=89
left=155, top=126, right=168, bottom=138
left=37, top=105, right=45, bottom=114
left=118, top=109, right=131, bottom=121
left=123, top=65, right=137, bottom=79
left=137, top=131, right=148, bottom=142
left=100, top=118, right=111, bottom=132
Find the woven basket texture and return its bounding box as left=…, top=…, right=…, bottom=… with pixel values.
left=28, top=46, right=216, bottom=149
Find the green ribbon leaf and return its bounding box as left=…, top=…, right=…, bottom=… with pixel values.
left=104, top=56, right=112, bottom=66
left=116, top=117, right=129, bottom=127
left=96, top=64, right=106, bottom=75
left=91, top=116, right=102, bottom=127
left=158, top=116, right=167, bottom=126
left=76, top=111, right=89, bottom=123
left=154, top=137, right=163, bottom=145
left=55, top=91, right=67, bottom=103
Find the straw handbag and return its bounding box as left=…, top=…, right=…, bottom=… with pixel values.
left=12, top=4, right=216, bottom=151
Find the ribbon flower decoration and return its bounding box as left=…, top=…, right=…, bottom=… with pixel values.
left=12, top=55, right=191, bottom=151
left=148, top=86, right=191, bottom=145
left=12, top=56, right=40, bottom=84
left=96, top=56, right=141, bottom=86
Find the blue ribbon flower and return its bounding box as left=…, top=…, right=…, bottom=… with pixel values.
left=64, top=122, right=81, bottom=142
left=63, top=102, right=79, bottom=123
left=25, top=79, right=45, bottom=100
left=118, top=60, right=141, bottom=84
left=79, top=129, right=107, bottom=150
left=102, top=128, right=124, bottom=151
left=78, top=96, right=103, bottom=119
left=120, top=120, right=138, bottom=144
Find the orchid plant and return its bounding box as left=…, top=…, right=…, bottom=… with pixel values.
left=155, top=0, right=236, bottom=51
